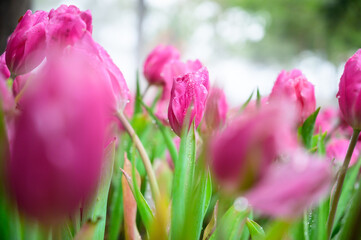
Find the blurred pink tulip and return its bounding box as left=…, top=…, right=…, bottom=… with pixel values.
left=202, top=86, right=228, bottom=133
left=0, top=53, right=10, bottom=79
left=246, top=153, right=332, bottom=219
left=270, top=69, right=316, bottom=123
left=8, top=54, right=108, bottom=223
left=47, top=5, right=92, bottom=48
left=315, top=107, right=338, bottom=134
left=326, top=138, right=359, bottom=167
left=5, top=10, right=48, bottom=75
left=337, top=49, right=361, bottom=130
left=168, top=66, right=209, bottom=136
left=210, top=100, right=298, bottom=192
left=144, top=45, right=180, bottom=86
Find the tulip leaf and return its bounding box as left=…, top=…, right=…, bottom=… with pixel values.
left=108, top=145, right=125, bottom=240
left=210, top=205, right=250, bottom=240
left=120, top=152, right=155, bottom=234
left=246, top=218, right=265, bottom=240
left=170, top=122, right=196, bottom=240
left=134, top=70, right=142, bottom=116
left=241, top=90, right=254, bottom=111
left=299, top=107, right=320, bottom=149
left=139, top=98, right=178, bottom=166
left=203, top=201, right=218, bottom=240
left=256, top=87, right=261, bottom=107
left=339, top=177, right=361, bottom=239
left=74, top=218, right=100, bottom=240
left=264, top=221, right=291, bottom=240
left=83, top=140, right=115, bottom=240
left=333, top=156, right=361, bottom=234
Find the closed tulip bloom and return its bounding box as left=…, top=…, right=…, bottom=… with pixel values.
left=143, top=45, right=180, bottom=86
left=337, top=49, right=361, bottom=130
left=8, top=58, right=108, bottom=223
left=202, top=86, right=228, bottom=133
left=5, top=10, right=48, bottom=75
left=0, top=53, right=10, bottom=80
left=168, top=66, right=209, bottom=136
left=47, top=5, right=92, bottom=48
left=326, top=138, right=359, bottom=167
left=210, top=100, right=297, bottom=192
left=270, top=69, right=316, bottom=123
left=245, top=153, right=332, bottom=219
left=156, top=59, right=204, bottom=122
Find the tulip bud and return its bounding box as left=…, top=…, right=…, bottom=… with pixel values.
left=270, top=69, right=316, bottom=123
left=143, top=45, right=180, bottom=86
left=168, top=66, right=209, bottom=136
left=326, top=138, right=359, bottom=167
left=202, top=86, right=228, bottom=133
left=245, top=153, right=332, bottom=219
left=47, top=5, right=92, bottom=48
left=209, top=100, right=298, bottom=192
left=8, top=55, right=108, bottom=223
left=337, top=49, right=361, bottom=130
left=5, top=10, right=48, bottom=75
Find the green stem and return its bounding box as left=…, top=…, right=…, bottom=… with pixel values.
left=116, top=111, right=160, bottom=203
left=326, top=129, right=360, bottom=239
left=303, top=211, right=310, bottom=240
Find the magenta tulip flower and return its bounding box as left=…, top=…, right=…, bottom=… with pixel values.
left=47, top=5, right=92, bottom=48
left=245, top=153, right=332, bottom=219
left=270, top=69, right=316, bottom=123
left=143, top=45, right=180, bottom=86
left=315, top=107, right=338, bottom=134
left=326, top=138, right=359, bottom=167
left=202, top=86, right=228, bottom=133
left=168, top=66, right=209, bottom=136
left=210, top=100, right=298, bottom=192
left=8, top=56, right=108, bottom=223
left=5, top=10, right=48, bottom=75
left=337, top=49, right=361, bottom=130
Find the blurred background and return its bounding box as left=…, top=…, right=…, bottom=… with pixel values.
left=1, top=0, right=360, bottom=107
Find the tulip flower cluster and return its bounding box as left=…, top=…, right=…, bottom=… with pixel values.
left=1, top=4, right=361, bottom=240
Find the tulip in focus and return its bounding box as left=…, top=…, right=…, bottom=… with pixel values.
left=326, top=138, right=359, bottom=167
left=270, top=69, right=316, bottom=123
left=144, top=45, right=180, bottom=86
left=202, top=86, right=228, bottom=133
left=168, top=66, right=209, bottom=136
left=5, top=10, right=48, bottom=76
left=245, top=153, right=332, bottom=219
left=8, top=57, right=108, bottom=223
left=337, top=49, right=361, bottom=130
left=209, top=100, right=298, bottom=192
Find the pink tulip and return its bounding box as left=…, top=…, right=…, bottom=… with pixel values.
left=8, top=54, right=108, bottom=223
left=326, top=138, right=359, bottom=167
left=270, top=69, right=316, bottom=123
left=47, top=5, right=92, bottom=48
left=202, top=86, right=228, bottom=133
left=337, top=49, right=361, bottom=130
left=0, top=53, right=10, bottom=80
left=168, top=66, right=209, bottom=136
left=72, top=33, right=130, bottom=111
left=315, top=107, right=338, bottom=134
left=210, top=100, right=298, bottom=192
left=143, top=45, right=180, bottom=86
left=246, top=153, right=332, bottom=219
left=5, top=10, right=48, bottom=75
left=156, top=59, right=205, bottom=123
